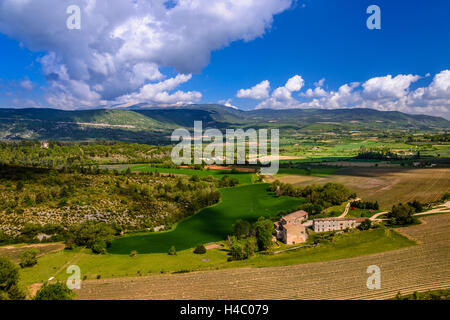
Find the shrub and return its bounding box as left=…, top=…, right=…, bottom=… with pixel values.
left=0, top=257, right=26, bottom=300
left=19, top=248, right=40, bottom=268
left=358, top=219, right=372, bottom=231
left=34, top=282, right=75, bottom=300
left=168, top=245, right=177, bottom=255
left=130, top=250, right=138, bottom=257
left=193, top=244, right=207, bottom=254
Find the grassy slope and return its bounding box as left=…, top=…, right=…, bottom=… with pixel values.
left=108, top=183, right=303, bottom=254
left=19, top=227, right=415, bottom=286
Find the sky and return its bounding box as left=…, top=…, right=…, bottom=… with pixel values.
left=0, top=0, right=449, bottom=119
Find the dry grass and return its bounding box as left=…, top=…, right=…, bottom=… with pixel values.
left=0, top=243, right=65, bottom=262
left=76, top=215, right=450, bottom=300
left=268, top=168, right=450, bottom=209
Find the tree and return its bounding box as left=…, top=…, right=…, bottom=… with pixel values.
left=20, top=249, right=40, bottom=268
left=389, top=203, right=417, bottom=226
left=0, top=257, right=26, bottom=300
left=34, top=282, right=75, bottom=300
left=232, top=219, right=250, bottom=240
left=254, top=217, right=274, bottom=251
left=193, top=244, right=207, bottom=254
left=358, top=219, right=372, bottom=231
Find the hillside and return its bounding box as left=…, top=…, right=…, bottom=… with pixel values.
left=0, top=105, right=448, bottom=144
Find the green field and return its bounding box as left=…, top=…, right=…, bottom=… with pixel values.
left=130, top=165, right=255, bottom=185
left=108, top=183, right=304, bottom=254
left=18, top=227, right=415, bottom=286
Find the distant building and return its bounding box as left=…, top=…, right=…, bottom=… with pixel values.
left=274, top=210, right=309, bottom=245
left=312, top=217, right=366, bottom=233
left=280, top=210, right=309, bottom=225
left=41, top=141, right=50, bottom=149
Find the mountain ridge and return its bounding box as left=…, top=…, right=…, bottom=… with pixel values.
left=0, top=105, right=448, bottom=143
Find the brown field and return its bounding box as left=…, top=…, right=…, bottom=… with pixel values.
left=0, top=243, right=65, bottom=263
left=267, top=168, right=450, bottom=209
left=77, top=215, right=450, bottom=300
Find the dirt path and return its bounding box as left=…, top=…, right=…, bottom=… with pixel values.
left=370, top=201, right=450, bottom=221
left=338, top=198, right=360, bottom=218
left=77, top=215, right=450, bottom=300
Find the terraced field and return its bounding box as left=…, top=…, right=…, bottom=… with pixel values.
left=77, top=214, right=450, bottom=300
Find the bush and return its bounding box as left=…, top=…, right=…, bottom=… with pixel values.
left=19, top=248, right=40, bottom=268
left=91, top=240, right=107, bottom=254
left=193, top=244, right=207, bottom=254
left=388, top=203, right=417, bottom=226
left=34, top=282, right=75, bottom=300
left=130, top=250, right=138, bottom=257
left=0, top=257, right=26, bottom=300
left=358, top=219, right=372, bottom=231
left=168, top=245, right=177, bottom=255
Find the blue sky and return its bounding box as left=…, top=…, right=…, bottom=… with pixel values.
left=0, top=0, right=449, bottom=118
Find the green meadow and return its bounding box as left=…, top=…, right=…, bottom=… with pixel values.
left=108, top=183, right=304, bottom=254
left=19, top=227, right=415, bottom=286
left=129, top=164, right=255, bottom=185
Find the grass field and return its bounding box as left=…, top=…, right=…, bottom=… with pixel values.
left=129, top=165, right=255, bottom=185
left=76, top=214, right=449, bottom=300
left=108, top=183, right=303, bottom=254
left=18, top=225, right=415, bottom=287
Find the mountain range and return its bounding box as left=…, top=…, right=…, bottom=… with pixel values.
left=0, top=105, right=448, bottom=144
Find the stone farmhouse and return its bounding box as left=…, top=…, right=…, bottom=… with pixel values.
left=274, top=210, right=309, bottom=245
left=312, top=217, right=366, bottom=233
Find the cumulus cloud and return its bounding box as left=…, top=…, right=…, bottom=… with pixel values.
left=362, top=74, right=420, bottom=100
left=251, top=71, right=450, bottom=119
left=236, top=80, right=271, bottom=100
left=0, top=0, right=292, bottom=108
left=255, top=75, right=305, bottom=109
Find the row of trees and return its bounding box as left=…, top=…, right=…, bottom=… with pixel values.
left=350, top=200, right=380, bottom=210
left=269, top=181, right=355, bottom=215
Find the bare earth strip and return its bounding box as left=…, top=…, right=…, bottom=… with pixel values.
left=77, top=215, right=450, bottom=300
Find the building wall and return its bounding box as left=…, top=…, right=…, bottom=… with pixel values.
left=313, top=219, right=361, bottom=232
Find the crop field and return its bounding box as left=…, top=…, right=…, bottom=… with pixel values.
left=76, top=214, right=450, bottom=300
left=267, top=168, right=450, bottom=209
left=108, top=184, right=303, bottom=254
left=129, top=165, right=255, bottom=185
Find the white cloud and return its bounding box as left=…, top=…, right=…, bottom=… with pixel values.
left=251, top=71, right=450, bottom=119
left=236, top=80, right=271, bottom=100
left=219, top=98, right=238, bottom=109
left=362, top=74, right=420, bottom=100
left=19, top=78, right=34, bottom=90
left=0, top=0, right=292, bottom=108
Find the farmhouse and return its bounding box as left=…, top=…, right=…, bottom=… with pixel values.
left=275, top=210, right=309, bottom=244
left=313, top=217, right=367, bottom=233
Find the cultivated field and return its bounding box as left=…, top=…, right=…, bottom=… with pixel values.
left=266, top=168, right=450, bottom=209
left=77, top=214, right=450, bottom=300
